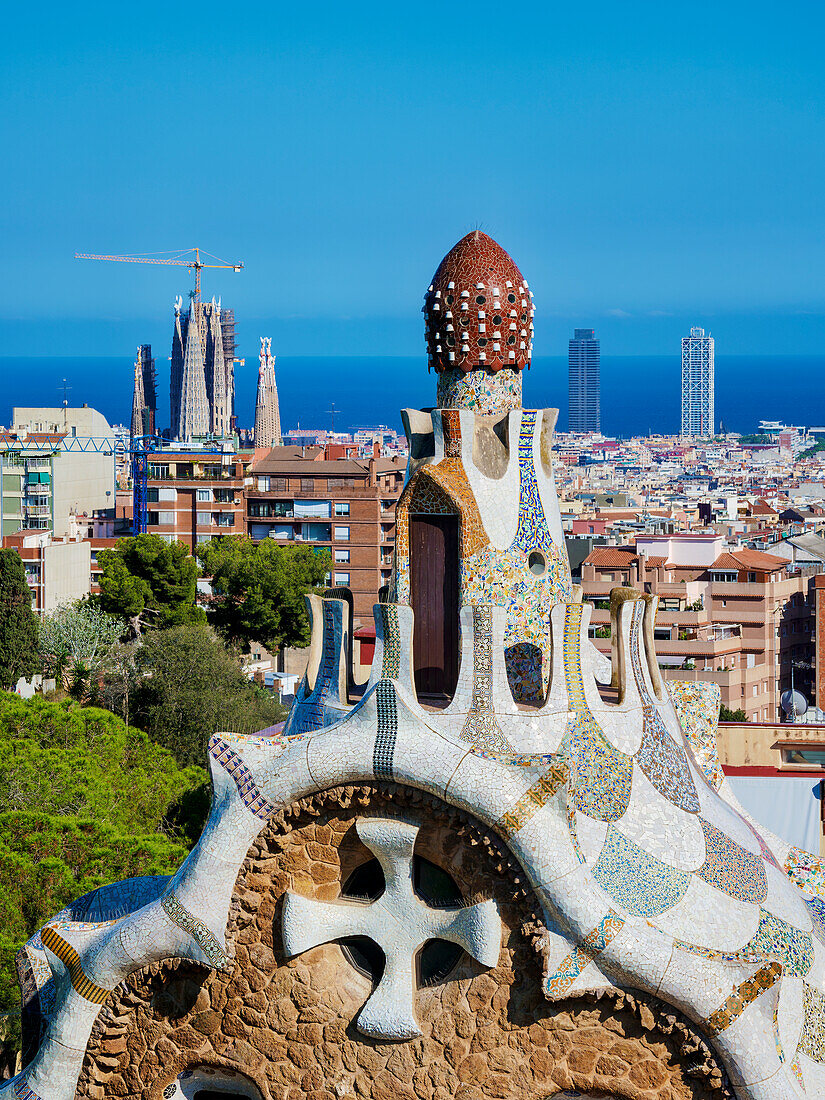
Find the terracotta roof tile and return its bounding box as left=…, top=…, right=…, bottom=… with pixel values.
left=711, top=548, right=787, bottom=572
left=583, top=546, right=638, bottom=568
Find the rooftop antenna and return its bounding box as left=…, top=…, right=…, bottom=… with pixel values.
left=328, top=403, right=336, bottom=434
left=59, top=379, right=71, bottom=431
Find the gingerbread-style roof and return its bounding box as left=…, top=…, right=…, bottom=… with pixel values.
left=423, top=231, right=534, bottom=375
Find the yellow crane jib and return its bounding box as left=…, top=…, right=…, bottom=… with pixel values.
left=74, top=247, right=243, bottom=298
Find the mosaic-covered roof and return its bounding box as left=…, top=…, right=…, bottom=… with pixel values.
left=423, top=231, right=534, bottom=375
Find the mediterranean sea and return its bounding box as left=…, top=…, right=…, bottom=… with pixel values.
left=1, top=355, right=823, bottom=439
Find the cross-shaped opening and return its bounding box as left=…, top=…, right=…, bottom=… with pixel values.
left=339, top=855, right=465, bottom=986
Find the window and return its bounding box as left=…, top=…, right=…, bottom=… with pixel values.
left=196, top=533, right=211, bottom=544
left=334, top=525, right=350, bottom=541
left=197, top=511, right=211, bottom=526
left=334, top=502, right=350, bottom=516
left=147, top=488, right=159, bottom=503
left=149, top=464, right=169, bottom=479
left=783, top=747, right=825, bottom=766
left=214, top=513, right=234, bottom=527
left=197, top=488, right=212, bottom=502
left=329, top=478, right=356, bottom=489
left=334, top=548, right=350, bottom=563
left=653, top=628, right=671, bottom=641
left=148, top=511, right=159, bottom=526
left=748, top=572, right=757, bottom=583
left=300, top=478, right=315, bottom=492
left=157, top=511, right=174, bottom=525
left=256, top=476, right=270, bottom=491
left=214, top=488, right=233, bottom=503
left=334, top=572, right=350, bottom=586
left=272, top=477, right=287, bottom=490
left=294, top=500, right=331, bottom=518
left=304, top=522, right=332, bottom=541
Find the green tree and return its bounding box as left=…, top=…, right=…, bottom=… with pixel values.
left=131, top=622, right=284, bottom=766
left=719, top=703, right=748, bottom=722
left=0, top=550, right=39, bottom=692
left=97, top=534, right=204, bottom=631
left=0, top=692, right=209, bottom=1060
left=39, top=601, right=124, bottom=698
left=197, top=536, right=329, bottom=649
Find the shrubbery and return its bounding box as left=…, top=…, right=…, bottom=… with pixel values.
left=0, top=692, right=209, bottom=1052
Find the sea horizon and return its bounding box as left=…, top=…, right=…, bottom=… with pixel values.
left=2, top=354, right=823, bottom=439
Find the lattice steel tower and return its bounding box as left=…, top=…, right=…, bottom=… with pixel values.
left=681, top=327, right=714, bottom=437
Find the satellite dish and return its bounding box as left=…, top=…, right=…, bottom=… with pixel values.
left=781, top=689, right=808, bottom=718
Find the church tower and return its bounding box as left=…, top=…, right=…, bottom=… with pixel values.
left=254, top=337, right=282, bottom=448
left=176, top=300, right=210, bottom=440
left=170, top=297, right=235, bottom=440
left=130, top=344, right=156, bottom=440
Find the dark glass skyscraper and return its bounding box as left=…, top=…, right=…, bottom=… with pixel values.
left=568, top=328, right=600, bottom=432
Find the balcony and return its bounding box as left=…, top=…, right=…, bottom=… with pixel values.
left=248, top=521, right=332, bottom=543
left=246, top=485, right=383, bottom=500
left=149, top=470, right=240, bottom=483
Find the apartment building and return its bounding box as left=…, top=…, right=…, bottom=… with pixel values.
left=0, top=423, right=115, bottom=538
left=247, top=445, right=405, bottom=621
left=581, top=533, right=816, bottom=722
left=2, top=530, right=92, bottom=613
left=7, top=408, right=117, bottom=536
left=145, top=443, right=249, bottom=553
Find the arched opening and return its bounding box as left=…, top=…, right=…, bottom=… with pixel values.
left=410, top=514, right=460, bottom=702
left=172, top=1065, right=264, bottom=1100
left=505, top=642, right=545, bottom=705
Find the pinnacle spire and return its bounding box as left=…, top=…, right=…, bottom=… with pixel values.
left=254, top=337, right=282, bottom=449
left=130, top=347, right=145, bottom=440
left=177, top=301, right=209, bottom=440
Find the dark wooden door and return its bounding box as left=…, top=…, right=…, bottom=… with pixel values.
left=410, top=514, right=460, bottom=698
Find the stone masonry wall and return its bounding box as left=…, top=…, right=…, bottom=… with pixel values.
left=77, top=785, right=732, bottom=1100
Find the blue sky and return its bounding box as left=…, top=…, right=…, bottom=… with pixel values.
left=2, top=0, right=824, bottom=358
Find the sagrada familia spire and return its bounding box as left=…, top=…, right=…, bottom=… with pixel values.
left=254, top=336, right=281, bottom=448
left=129, top=344, right=156, bottom=439
left=170, top=296, right=236, bottom=441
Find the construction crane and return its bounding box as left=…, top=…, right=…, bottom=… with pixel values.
left=74, top=246, right=243, bottom=299
left=130, top=434, right=160, bottom=534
